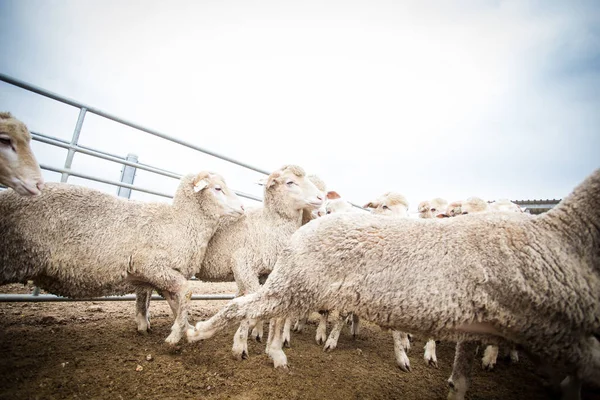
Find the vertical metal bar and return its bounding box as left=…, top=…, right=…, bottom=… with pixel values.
left=60, top=107, right=87, bottom=183
left=117, top=154, right=138, bottom=199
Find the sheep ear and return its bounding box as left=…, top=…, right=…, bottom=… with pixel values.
left=327, top=191, right=341, bottom=200
left=256, top=177, right=268, bottom=186
left=363, top=202, right=375, bottom=209
left=193, top=179, right=209, bottom=193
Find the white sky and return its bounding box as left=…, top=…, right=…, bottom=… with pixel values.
left=1, top=0, right=599, bottom=211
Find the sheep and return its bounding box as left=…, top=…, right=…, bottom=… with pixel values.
left=188, top=168, right=600, bottom=400
left=419, top=198, right=449, bottom=219
left=363, top=192, right=409, bottom=217
left=0, top=171, right=244, bottom=344
left=196, top=164, right=323, bottom=359
left=0, top=112, right=44, bottom=196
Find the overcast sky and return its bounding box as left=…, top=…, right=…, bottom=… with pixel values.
left=1, top=0, right=599, bottom=211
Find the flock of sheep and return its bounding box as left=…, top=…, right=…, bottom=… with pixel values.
left=1, top=111, right=599, bottom=400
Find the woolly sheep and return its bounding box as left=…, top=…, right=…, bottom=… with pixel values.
left=188, top=168, right=600, bottom=400
left=0, top=112, right=44, bottom=196
left=0, top=171, right=244, bottom=344
left=419, top=197, right=448, bottom=219
left=364, top=192, right=409, bottom=217
left=197, top=164, right=324, bottom=359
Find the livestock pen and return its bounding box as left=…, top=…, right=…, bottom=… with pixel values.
left=0, top=74, right=597, bottom=400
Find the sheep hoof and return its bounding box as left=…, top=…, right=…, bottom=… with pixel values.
left=255, top=335, right=262, bottom=343
left=283, top=339, right=290, bottom=348
left=428, top=359, right=438, bottom=369
left=510, top=350, right=519, bottom=364
left=397, top=361, right=411, bottom=373
left=447, top=379, right=455, bottom=389
left=323, top=339, right=337, bottom=352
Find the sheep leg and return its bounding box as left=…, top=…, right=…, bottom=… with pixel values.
left=135, top=286, right=153, bottom=334
left=424, top=338, right=438, bottom=368
left=267, top=317, right=288, bottom=369
left=350, top=313, right=360, bottom=338
left=232, top=319, right=254, bottom=360
left=447, top=340, right=478, bottom=400
left=293, top=316, right=308, bottom=333
left=315, top=310, right=329, bottom=345
left=160, top=291, right=179, bottom=317
left=251, top=320, right=264, bottom=342
left=482, top=344, right=499, bottom=370
left=393, top=330, right=411, bottom=372
left=138, top=269, right=192, bottom=345
left=282, top=318, right=292, bottom=347
left=394, top=330, right=411, bottom=352
left=324, top=311, right=347, bottom=352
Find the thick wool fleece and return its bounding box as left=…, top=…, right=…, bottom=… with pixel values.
left=190, top=169, right=600, bottom=386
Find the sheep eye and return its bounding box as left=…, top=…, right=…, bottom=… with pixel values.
left=0, top=137, right=11, bottom=147
left=430, top=208, right=436, bottom=212
left=286, top=181, right=295, bottom=186
left=382, top=205, right=389, bottom=210
left=214, top=186, right=222, bottom=191
left=326, top=211, right=331, bottom=214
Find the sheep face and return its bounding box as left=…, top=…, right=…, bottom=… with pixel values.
left=0, top=112, right=44, bottom=196
left=418, top=201, right=432, bottom=218
left=264, top=165, right=324, bottom=211
left=364, top=192, right=409, bottom=217
left=446, top=201, right=463, bottom=217
left=192, top=172, right=245, bottom=217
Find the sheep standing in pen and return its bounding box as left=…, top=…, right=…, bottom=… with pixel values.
left=0, top=112, right=44, bottom=196
left=188, top=168, right=600, bottom=400
left=196, top=164, right=324, bottom=359
left=0, top=171, right=244, bottom=344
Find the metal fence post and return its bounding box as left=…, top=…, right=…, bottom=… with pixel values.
left=117, top=153, right=138, bottom=199
left=61, top=107, right=87, bottom=183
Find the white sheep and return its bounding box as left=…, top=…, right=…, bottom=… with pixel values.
left=0, top=112, right=44, bottom=195
left=197, top=164, right=324, bottom=359
left=0, top=171, right=244, bottom=344
left=188, top=168, right=600, bottom=400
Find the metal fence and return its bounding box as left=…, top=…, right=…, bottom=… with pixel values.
left=0, top=72, right=357, bottom=302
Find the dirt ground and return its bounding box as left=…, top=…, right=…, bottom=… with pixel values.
left=0, top=281, right=599, bottom=400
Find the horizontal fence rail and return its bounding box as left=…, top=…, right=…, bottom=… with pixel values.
left=0, top=294, right=235, bottom=302
left=0, top=73, right=271, bottom=175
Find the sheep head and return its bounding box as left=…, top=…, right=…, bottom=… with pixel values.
left=0, top=112, right=44, bottom=196
left=364, top=192, right=409, bottom=217
left=261, top=165, right=324, bottom=214
left=176, top=171, right=244, bottom=217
